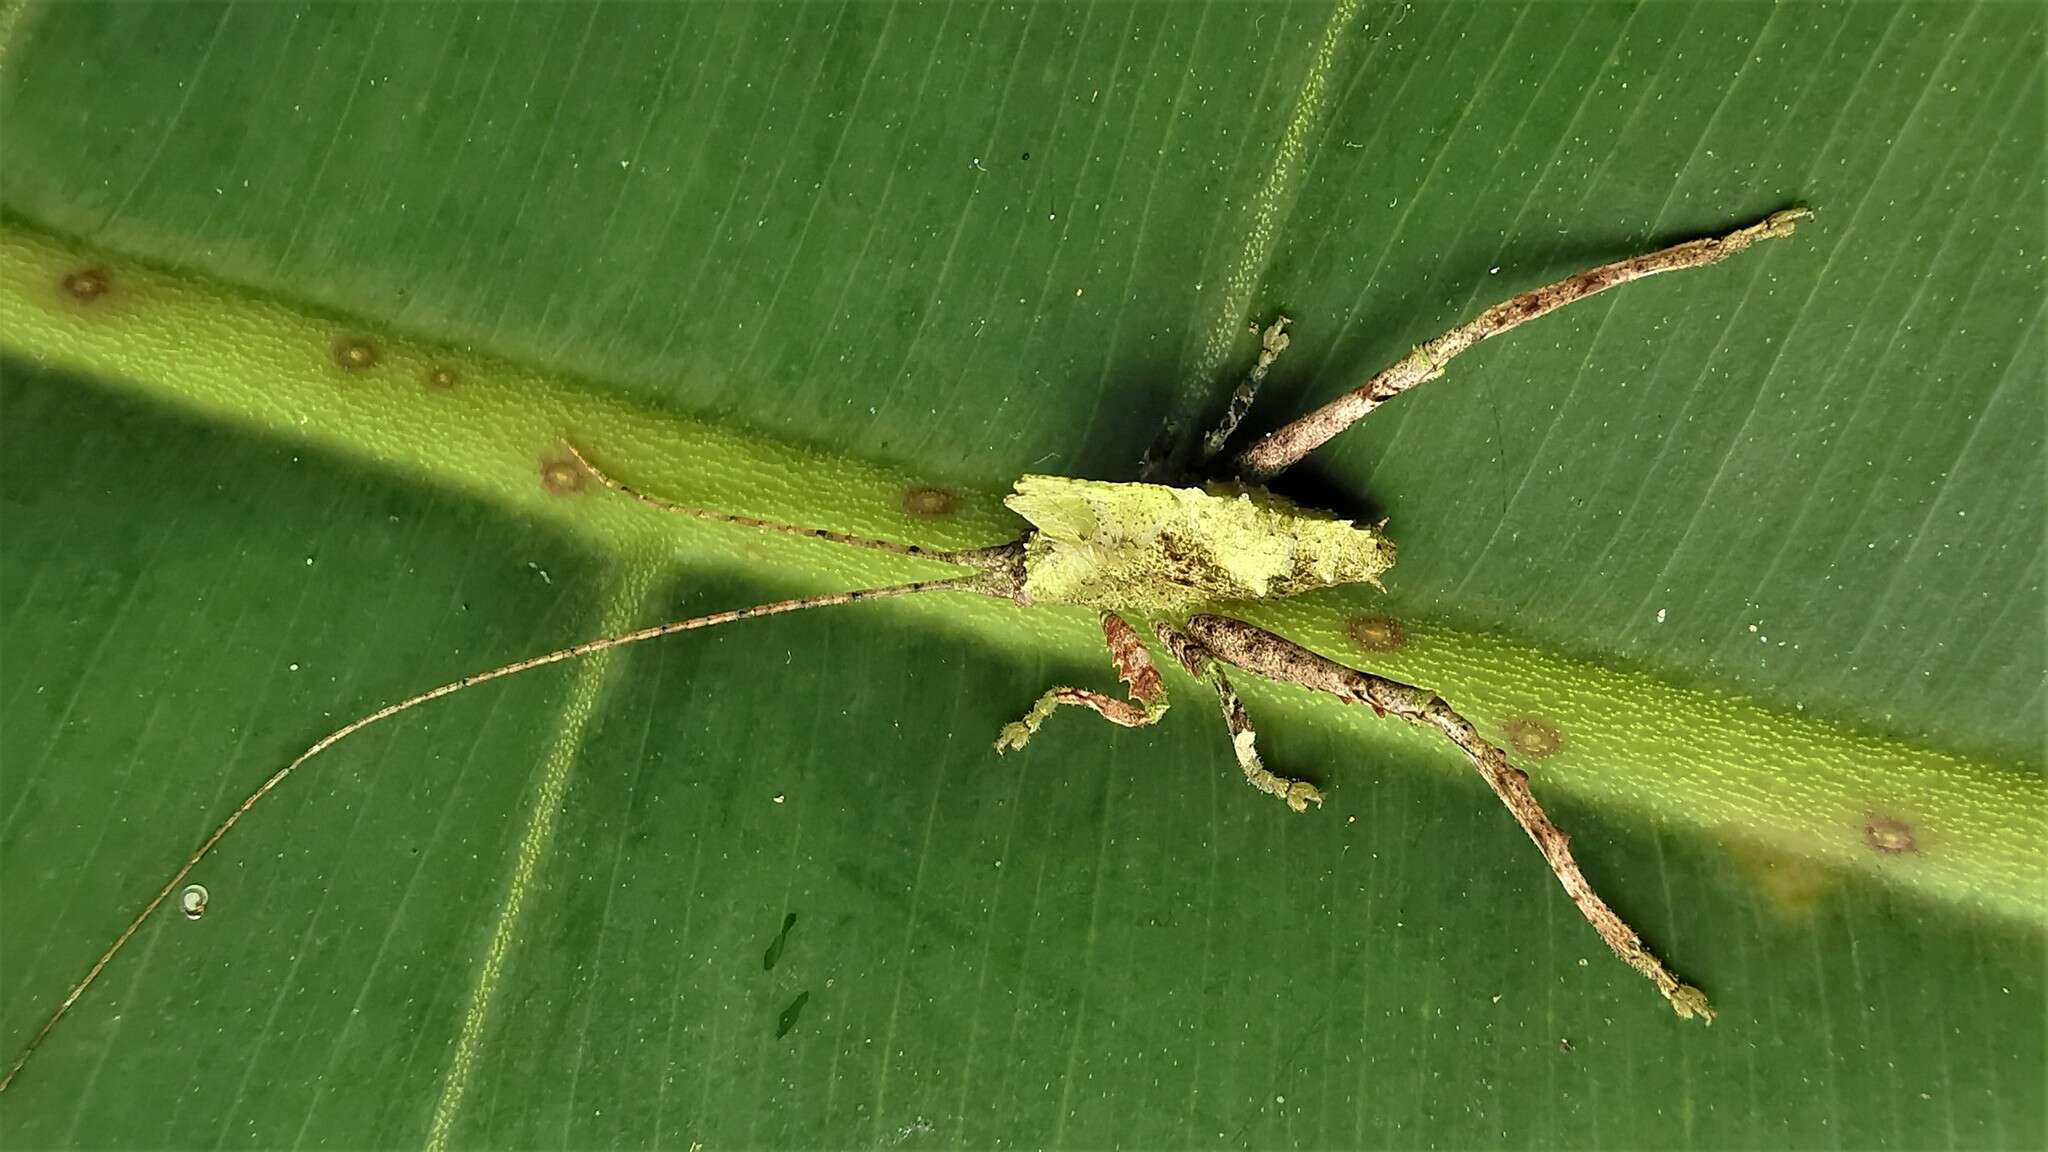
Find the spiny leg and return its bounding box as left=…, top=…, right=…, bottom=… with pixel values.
left=1183, top=614, right=1713, bottom=1023
left=1154, top=622, right=1322, bottom=812
left=995, top=613, right=1169, bottom=752
left=1232, top=208, right=1811, bottom=481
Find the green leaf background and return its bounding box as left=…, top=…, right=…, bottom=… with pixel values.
left=1, top=2, right=2042, bottom=1148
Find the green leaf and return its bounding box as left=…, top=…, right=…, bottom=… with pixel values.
left=1, top=2, right=2041, bottom=1148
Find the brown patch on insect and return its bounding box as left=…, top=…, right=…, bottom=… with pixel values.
left=1863, top=816, right=1918, bottom=856
left=901, top=485, right=959, bottom=519
left=424, top=366, right=458, bottom=391
left=539, top=452, right=589, bottom=497
left=60, top=267, right=112, bottom=303
left=1346, top=614, right=1405, bottom=652
left=332, top=337, right=380, bottom=373
left=1501, top=716, right=1563, bottom=759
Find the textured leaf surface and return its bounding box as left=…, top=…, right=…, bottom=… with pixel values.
left=1, top=3, right=2041, bottom=1148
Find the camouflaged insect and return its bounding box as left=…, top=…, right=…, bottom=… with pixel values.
left=1004, top=475, right=1395, bottom=613
left=9, top=214, right=1811, bottom=1096
left=984, top=476, right=1394, bottom=818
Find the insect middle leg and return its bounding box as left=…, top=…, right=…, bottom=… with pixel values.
left=1153, top=622, right=1323, bottom=812
left=995, top=612, right=1169, bottom=752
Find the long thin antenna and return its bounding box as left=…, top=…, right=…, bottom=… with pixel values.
left=0, top=574, right=975, bottom=1093
left=564, top=443, right=952, bottom=561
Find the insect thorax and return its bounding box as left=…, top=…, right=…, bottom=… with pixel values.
left=1004, top=475, right=1395, bottom=614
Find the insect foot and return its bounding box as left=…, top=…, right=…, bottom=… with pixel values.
left=993, top=717, right=1038, bottom=754
left=1231, top=726, right=1324, bottom=813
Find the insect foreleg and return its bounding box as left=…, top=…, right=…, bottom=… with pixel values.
left=1232, top=208, right=1811, bottom=482
left=1153, top=621, right=1322, bottom=812
left=1182, top=614, right=1713, bottom=1023
left=994, top=612, right=1169, bottom=753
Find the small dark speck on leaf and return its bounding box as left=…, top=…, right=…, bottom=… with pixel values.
left=776, top=990, right=810, bottom=1038
left=62, top=267, right=111, bottom=303
left=539, top=453, right=588, bottom=497
left=1863, top=817, right=1918, bottom=855
left=763, top=911, right=797, bottom=971
left=333, top=337, right=379, bottom=372
left=1502, top=716, right=1563, bottom=759
left=901, top=485, right=959, bottom=519
left=1347, top=614, right=1405, bottom=652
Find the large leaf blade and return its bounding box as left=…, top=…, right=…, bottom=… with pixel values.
left=0, top=2, right=2040, bottom=1148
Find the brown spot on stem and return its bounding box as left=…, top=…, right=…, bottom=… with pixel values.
left=539, top=453, right=588, bottom=497
left=1346, top=614, right=1405, bottom=652
left=333, top=337, right=379, bottom=372
left=1863, top=817, right=1917, bottom=856
left=61, top=267, right=111, bottom=303
left=901, top=485, right=958, bottom=519
left=424, top=366, right=458, bottom=391
left=1501, top=716, right=1563, bottom=759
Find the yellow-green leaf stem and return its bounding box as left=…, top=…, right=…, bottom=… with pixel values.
left=0, top=221, right=1019, bottom=586
left=3, top=220, right=2039, bottom=925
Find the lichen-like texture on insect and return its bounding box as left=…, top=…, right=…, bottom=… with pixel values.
left=0, top=208, right=1812, bottom=1093
left=1006, top=476, right=1395, bottom=612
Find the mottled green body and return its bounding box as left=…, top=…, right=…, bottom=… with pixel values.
left=1004, top=475, right=1395, bottom=614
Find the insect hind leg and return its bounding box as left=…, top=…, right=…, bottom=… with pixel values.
left=1179, top=612, right=1713, bottom=1022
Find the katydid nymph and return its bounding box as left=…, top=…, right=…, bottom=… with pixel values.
left=0, top=208, right=1812, bottom=1091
